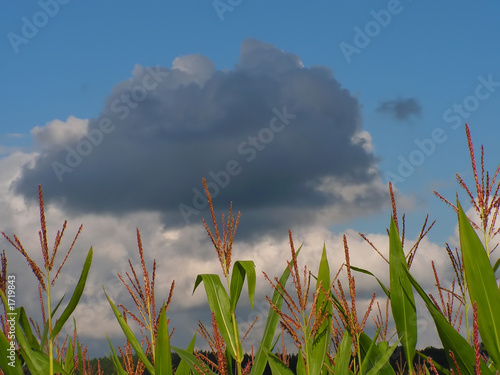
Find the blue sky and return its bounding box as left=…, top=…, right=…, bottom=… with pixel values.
left=1, top=0, right=500, bottom=359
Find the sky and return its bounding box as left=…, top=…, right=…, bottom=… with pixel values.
left=1, top=0, right=500, bottom=360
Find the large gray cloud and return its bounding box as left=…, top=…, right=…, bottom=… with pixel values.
left=377, top=97, right=422, bottom=121
left=14, top=39, right=386, bottom=238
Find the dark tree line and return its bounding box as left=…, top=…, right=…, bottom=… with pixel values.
left=87, top=346, right=455, bottom=374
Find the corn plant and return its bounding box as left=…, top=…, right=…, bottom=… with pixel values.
left=402, top=199, right=500, bottom=374
left=350, top=181, right=437, bottom=374
left=0, top=185, right=94, bottom=375
left=192, top=178, right=257, bottom=375
left=434, top=123, right=500, bottom=344
left=261, top=230, right=331, bottom=375
left=405, top=124, right=500, bottom=374
left=105, top=229, right=178, bottom=375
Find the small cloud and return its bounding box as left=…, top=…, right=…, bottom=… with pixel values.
left=30, top=116, right=88, bottom=151
left=6, top=133, right=27, bottom=138
left=376, top=97, right=421, bottom=121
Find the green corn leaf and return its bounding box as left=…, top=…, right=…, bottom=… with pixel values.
left=0, top=290, right=24, bottom=375
left=296, top=349, right=307, bottom=375
left=68, top=317, right=80, bottom=375
left=360, top=327, right=380, bottom=373
left=251, top=247, right=301, bottom=375
left=230, top=260, right=256, bottom=312
left=30, top=351, right=68, bottom=375
left=389, top=217, right=417, bottom=370
left=328, top=290, right=348, bottom=322
left=16, top=307, right=39, bottom=351
left=77, top=337, right=84, bottom=375
left=174, top=335, right=196, bottom=375
left=264, top=348, right=295, bottom=375
left=226, top=347, right=234, bottom=375
left=350, top=266, right=391, bottom=298
left=310, top=326, right=330, bottom=374
left=63, top=337, right=74, bottom=374
left=15, top=317, right=44, bottom=375
left=0, top=325, right=24, bottom=374
left=172, top=346, right=217, bottom=375
left=155, top=304, right=173, bottom=375
left=359, top=332, right=396, bottom=375
left=14, top=319, right=68, bottom=375
left=104, top=289, right=155, bottom=374
left=334, top=329, right=352, bottom=374
left=309, top=245, right=331, bottom=375
left=193, top=274, right=239, bottom=359
left=50, top=247, right=93, bottom=340
left=365, top=339, right=400, bottom=375
left=458, top=200, right=500, bottom=370
left=0, top=288, right=8, bottom=309
left=270, top=333, right=281, bottom=352
left=493, top=256, right=500, bottom=274
left=404, top=266, right=492, bottom=375
left=107, top=335, right=128, bottom=375
left=377, top=341, right=389, bottom=353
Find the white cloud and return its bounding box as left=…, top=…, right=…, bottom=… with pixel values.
left=31, top=116, right=88, bottom=151
left=172, top=54, right=216, bottom=87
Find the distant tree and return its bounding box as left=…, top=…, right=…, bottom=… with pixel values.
left=420, top=346, right=449, bottom=370
left=87, top=347, right=451, bottom=374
